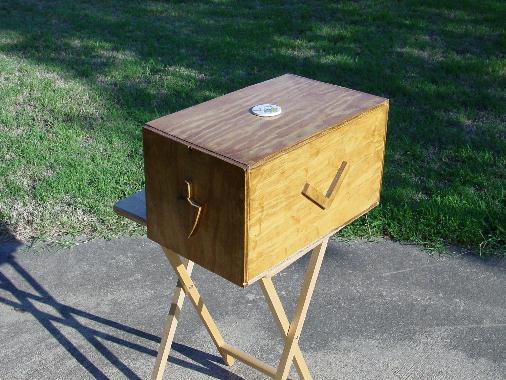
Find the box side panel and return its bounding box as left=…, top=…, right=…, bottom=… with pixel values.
left=246, top=104, right=388, bottom=282
left=144, top=127, right=246, bottom=286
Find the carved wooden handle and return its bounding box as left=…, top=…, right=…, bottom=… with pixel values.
left=302, top=161, right=348, bottom=210
left=184, top=180, right=202, bottom=238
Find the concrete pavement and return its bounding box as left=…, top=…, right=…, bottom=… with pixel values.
left=0, top=236, right=505, bottom=379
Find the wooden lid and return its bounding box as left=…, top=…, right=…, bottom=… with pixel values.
left=145, top=74, right=388, bottom=168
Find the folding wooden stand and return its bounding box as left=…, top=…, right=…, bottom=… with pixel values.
left=114, top=75, right=388, bottom=379
left=114, top=190, right=329, bottom=380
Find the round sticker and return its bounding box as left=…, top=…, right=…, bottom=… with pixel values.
left=251, top=104, right=282, bottom=117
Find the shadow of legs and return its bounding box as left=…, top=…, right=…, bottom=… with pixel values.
left=0, top=245, right=243, bottom=379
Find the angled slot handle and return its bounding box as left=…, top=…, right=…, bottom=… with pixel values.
left=302, top=161, right=348, bottom=210
left=184, top=179, right=203, bottom=238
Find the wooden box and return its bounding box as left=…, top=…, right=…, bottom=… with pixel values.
left=143, top=74, right=389, bottom=286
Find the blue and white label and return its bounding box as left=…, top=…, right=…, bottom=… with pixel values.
left=251, top=104, right=282, bottom=117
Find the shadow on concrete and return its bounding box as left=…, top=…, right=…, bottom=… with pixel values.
left=0, top=221, right=23, bottom=255
left=0, top=224, right=243, bottom=380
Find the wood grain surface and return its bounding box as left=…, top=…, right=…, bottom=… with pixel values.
left=245, top=103, right=389, bottom=281
left=144, top=128, right=246, bottom=285
left=143, top=74, right=389, bottom=286
left=146, top=74, right=387, bottom=168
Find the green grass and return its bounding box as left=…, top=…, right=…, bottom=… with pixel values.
left=0, top=0, right=504, bottom=255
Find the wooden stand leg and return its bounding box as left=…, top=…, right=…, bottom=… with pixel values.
left=261, top=277, right=312, bottom=380
left=162, top=247, right=235, bottom=367
left=274, top=239, right=328, bottom=380
left=151, top=257, right=194, bottom=380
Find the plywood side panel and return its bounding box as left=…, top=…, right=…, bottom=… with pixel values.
left=246, top=104, right=388, bottom=281
left=144, top=127, right=246, bottom=286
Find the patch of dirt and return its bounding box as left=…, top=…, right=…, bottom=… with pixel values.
left=0, top=198, right=99, bottom=243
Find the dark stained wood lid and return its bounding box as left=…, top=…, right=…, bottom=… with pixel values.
left=145, top=74, right=388, bottom=168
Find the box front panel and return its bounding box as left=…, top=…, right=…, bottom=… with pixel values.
left=144, top=128, right=246, bottom=286
left=246, top=103, right=388, bottom=282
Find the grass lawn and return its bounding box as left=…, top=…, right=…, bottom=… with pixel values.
left=0, top=0, right=504, bottom=254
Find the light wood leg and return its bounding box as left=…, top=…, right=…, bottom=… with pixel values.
left=275, top=239, right=328, bottom=380
left=151, top=239, right=328, bottom=380
left=261, top=277, right=312, bottom=380
left=151, top=257, right=194, bottom=380
left=162, top=247, right=235, bottom=367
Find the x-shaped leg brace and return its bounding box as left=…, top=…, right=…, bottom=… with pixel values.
left=151, top=239, right=328, bottom=380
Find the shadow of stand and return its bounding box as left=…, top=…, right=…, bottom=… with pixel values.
left=0, top=223, right=243, bottom=380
